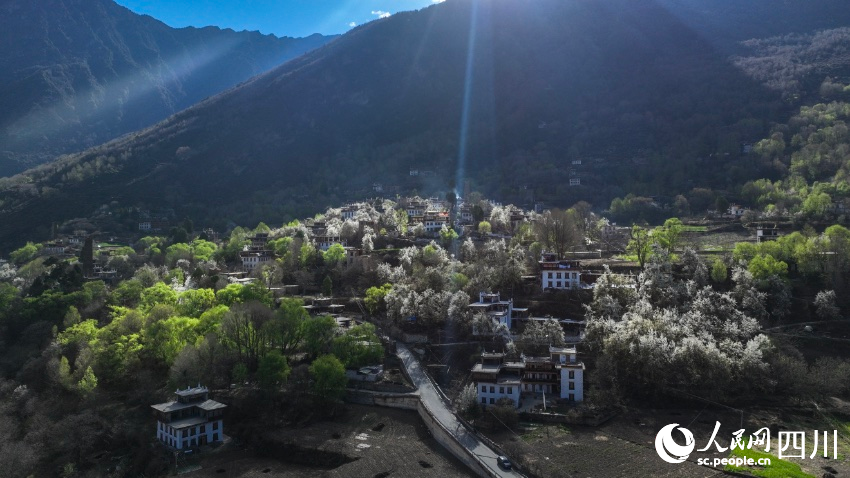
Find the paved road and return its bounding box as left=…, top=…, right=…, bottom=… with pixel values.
left=396, top=343, right=525, bottom=478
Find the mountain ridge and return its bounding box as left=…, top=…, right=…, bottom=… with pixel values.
left=3, top=0, right=850, bottom=251
left=0, top=0, right=336, bottom=176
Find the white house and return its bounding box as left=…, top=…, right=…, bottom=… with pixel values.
left=471, top=352, right=523, bottom=406
left=240, top=250, right=273, bottom=271
left=470, top=347, right=584, bottom=408
left=423, top=211, right=450, bottom=233
left=314, top=236, right=347, bottom=251
left=468, top=292, right=529, bottom=332
left=341, top=206, right=358, bottom=220
left=151, top=386, right=226, bottom=450
left=539, top=254, right=581, bottom=291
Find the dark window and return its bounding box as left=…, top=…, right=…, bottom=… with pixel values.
left=490, top=386, right=494, bottom=393
left=481, top=385, right=486, bottom=392
left=489, top=398, right=494, bottom=404
left=569, top=370, right=575, bottom=379
left=569, top=382, right=575, bottom=390
left=213, top=421, right=219, bottom=430
left=499, top=387, right=504, bottom=393
left=482, top=398, right=486, bottom=404
left=200, top=425, right=205, bottom=434
left=569, top=393, right=575, bottom=401
left=182, top=429, right=188, bottom=438
left=507, top=387, right=512, bottom=394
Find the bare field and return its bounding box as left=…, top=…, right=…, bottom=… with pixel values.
left=186, top=405, right=474, bottom=478
left=487, top=406, right=850, bottom=478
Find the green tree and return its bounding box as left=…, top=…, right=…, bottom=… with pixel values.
left=257, top=350, right=291, bottom=390
left=748, top=254, right=788, bottom=281
left=364, top=283, right=392, bottom=316
left=265, top=298, right=308, bottom=355
left=711, top=258, right=728, bottom=283
left=715, top=196, right=729, bottom=214
left=140, top=282, right=178, bottom=310
left=627, top=225, right=652, bottom=268
left=10, top=242, right=41, bottom=265
left=145, top=316, right=201, bottom=364
left=323, top=243, right=347, bottom=266
left=309, top=354, right=347, bottom=402
left=77, top=366, right=98, bottom=396
left=654, top=218, right=683, bottom=253
left=440, top=226, right=459, bottom=246
left=322, top=275, right=333, bottom=297
left=478, top=221, right=492, bottom=234
left=177, top=288, right=217, bottom=317
left=232, top=362, right=249, bottom=384
left=301, top=315, right=338, bottom=358
left=331, top=323, right=384, bottom=368
left=191, top=239, right=218, bottom=261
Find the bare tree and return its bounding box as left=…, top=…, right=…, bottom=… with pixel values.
left=534, top=209, right=582, bottom=258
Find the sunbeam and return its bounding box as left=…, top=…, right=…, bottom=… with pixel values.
left=455, top=0, right=479, bottom=200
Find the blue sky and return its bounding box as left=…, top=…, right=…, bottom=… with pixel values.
left=115, top=0, right=443, bottom=38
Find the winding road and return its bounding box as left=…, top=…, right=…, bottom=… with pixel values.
left=396, top=343, right=525, bottom=478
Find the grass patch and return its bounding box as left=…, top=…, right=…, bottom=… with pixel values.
left=725, top=446, right=814, bottom=478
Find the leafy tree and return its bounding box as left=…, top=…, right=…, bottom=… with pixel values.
left=654, top=218, right=683, bottom=253
left=77, top=366, right=98, bottom=396
left=145, top=316, right=201, bottom=365
left=322, top=275, right=333, bottom=297
left=177, top=288, right=217, bottom=317
left=257, top=350, right=291, bottom=390
left=715, top=196, right=729, bottom=213
left=331, top=323, right=384, bottom=368
left=197, top=304, right=229, bottom=336
left=232, top=362, right=249, bottom=384
left=170, top=227, right=189, bottom=245
left=264, top=298, right=308, bottom=355
left=478, top=221, right=492, bottom=234
left=269, top=236, right=293, bottom=257
left=140, top=282, right=178, bottom=310
left=309, top=354, right=347, bottom=402
left=711, top=258, right=728, bottom=283
left=215, top=282, right=273, bottom=307
left=190, top=239, right=217, bottom=261
left=748, top=254, right=788, bottom=281
left=627, top=225, right=652, bottom=267
left=323, top=243, right=347, bottom=266
left=220, top=302, right=274, bottom=371
left=439, top=225, right=459, bottom=246
left=10, top=242, right=41, bottom=265
left=364, top=283, right=392, bottom=316
left=301, top=315, right=338, bottom=359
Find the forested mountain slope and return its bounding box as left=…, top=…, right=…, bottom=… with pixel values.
left=0, top=0, right=334, bottom=175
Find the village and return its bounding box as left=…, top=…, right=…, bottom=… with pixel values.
left=5, top=189, right=845, bottom=477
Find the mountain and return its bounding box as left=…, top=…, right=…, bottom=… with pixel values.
left=655, top=0, right=850, bottom=52
left=0, top=0, right=335, bottom=176
left=1, top=0, right=848, bottom=251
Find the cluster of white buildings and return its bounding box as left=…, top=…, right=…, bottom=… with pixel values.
left=471, top=346, right=584, bottom=408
